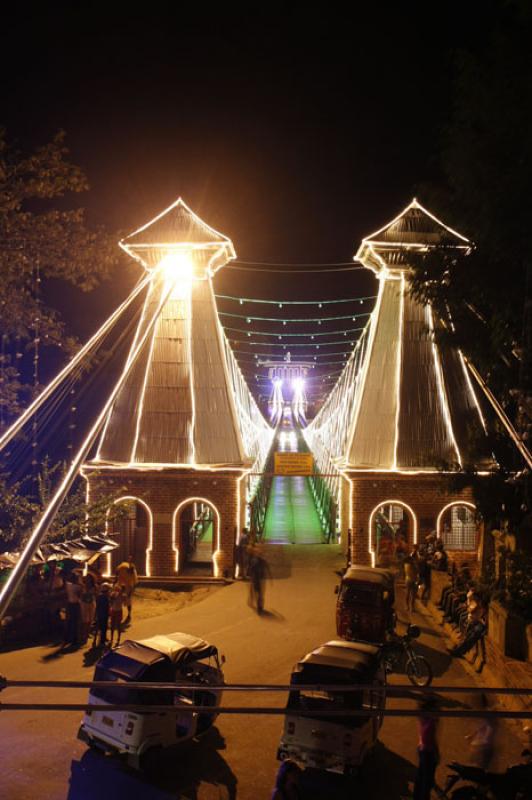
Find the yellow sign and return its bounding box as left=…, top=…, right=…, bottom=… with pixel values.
left=274, top=452, right=314, bottom=476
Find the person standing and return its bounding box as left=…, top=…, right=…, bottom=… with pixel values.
left=115, top=554, right=138, bottom=623
left=79, top=572, right=97, bottom=644
left=413, top=697, right=440, bottom=800
left=64, top=572, right=82, bottom=648
left=404, top=554, right=419, bottom=614
left=109, top=583, right=124, bottom=648
left=94, top=582, right=110, bottom=648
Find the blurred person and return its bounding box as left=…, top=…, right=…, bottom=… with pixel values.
left=64, top=572, right=82, bottom=648
left=404, top=554, right=419, bottom=613
left=413, top=696, right=440, bottom=800
left=465, top=694, right=497, bottom=770
left=247, top=545, right=272, bottom=615
left=271, top=759, right=302, bottom=800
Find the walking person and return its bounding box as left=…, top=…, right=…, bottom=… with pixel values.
left=465, top=694, right=497, bottom=770
left=413, top=696, right=440, bottom=800
left=247, top=546, right=272, bottom=615
left=404, top=554, right=419, bottom=614
left=115, top=554, right=138, bottom=623
left=64, top=572, right=82, bottom=648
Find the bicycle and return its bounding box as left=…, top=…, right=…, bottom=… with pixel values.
left=380, top=624, right=433, bottom=687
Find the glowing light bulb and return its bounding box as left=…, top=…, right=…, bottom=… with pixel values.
left=158, top=252, right=193, bottom=299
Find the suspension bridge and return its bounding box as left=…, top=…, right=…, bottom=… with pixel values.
left=1, top=196, right=529, bottom=617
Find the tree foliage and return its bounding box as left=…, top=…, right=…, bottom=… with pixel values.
left=0, top=128, right=121, bottom=417
left=410, top=1, right=532, bottom=401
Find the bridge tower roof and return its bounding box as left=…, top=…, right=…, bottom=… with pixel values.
left=92, top=199, right=256, bottom=468
left=355, top=199, right=471, bottom=276
left=341, top=201, right=489, bottom=471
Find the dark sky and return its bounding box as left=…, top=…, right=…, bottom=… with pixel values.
left=0, top=2, right=502, bottom=408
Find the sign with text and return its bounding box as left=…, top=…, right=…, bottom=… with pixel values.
left=274, top=452, right=314, bottom=476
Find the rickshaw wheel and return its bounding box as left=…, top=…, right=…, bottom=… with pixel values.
left=405, top=656, right=433, bottom=687
left=138, top=745, right=163, bottom=774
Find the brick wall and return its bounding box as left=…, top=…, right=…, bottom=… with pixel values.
left=86, top=467, right=244, bottom=577
left=343, top=471, right=478, bottom=566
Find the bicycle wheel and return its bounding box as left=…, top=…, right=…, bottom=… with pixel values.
left=406, top=655, right=433, bottom=686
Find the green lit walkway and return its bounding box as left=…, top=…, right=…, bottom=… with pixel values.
left=263, top=474, right=324, bottom=543
left=263, top=410, right=324, bottom=544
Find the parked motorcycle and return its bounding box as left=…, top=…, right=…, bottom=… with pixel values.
left=439, top=750, right=532, bottom=799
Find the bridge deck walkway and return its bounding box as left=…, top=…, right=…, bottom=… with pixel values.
left=262, top=409, right=323, bottom=544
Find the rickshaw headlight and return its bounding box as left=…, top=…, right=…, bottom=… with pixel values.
left=125, top=720, right=135, bottom=736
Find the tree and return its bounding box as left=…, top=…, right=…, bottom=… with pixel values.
left=409, top=2, right=532, bottom=525
left=411, top=1, right=532, bottom=403
left=0, top=128, right=121, bottom=419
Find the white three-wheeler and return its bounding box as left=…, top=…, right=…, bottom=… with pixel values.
left=78, top=631, right=225, bottom=769
left=277, top=639, right=385, bottom=776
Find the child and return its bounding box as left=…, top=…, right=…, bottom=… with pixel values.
left=109, top=583, right=124, bottom=648
left=94, top=583, right=110, bottom=648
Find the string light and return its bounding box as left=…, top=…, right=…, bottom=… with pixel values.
left=225, top=326, right=363, bottom=338
left=215, top=294, right=377, bottom=306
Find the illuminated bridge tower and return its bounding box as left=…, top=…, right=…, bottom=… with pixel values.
left=307, top=201, right=490, bottom=567
left=83, top=199, right=271, bottom=579
left=346, top=201, right=490, bottom=565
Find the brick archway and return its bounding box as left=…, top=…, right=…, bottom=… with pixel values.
left=105, top=495, right=153, bottom=576
left=172, top=497, right=221, bottom=576
left=368, top=499, right=418, bottom=567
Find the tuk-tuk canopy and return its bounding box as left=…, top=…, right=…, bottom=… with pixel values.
left=343, top=565, right=394, bottom=586
left=294, top=639, right=380, bottom=682
left=137, top=632, right=218, bottom=665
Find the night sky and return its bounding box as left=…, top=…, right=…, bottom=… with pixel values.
left=0, top=2, right=502, bottom=408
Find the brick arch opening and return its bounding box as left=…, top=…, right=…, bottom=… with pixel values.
left=368, top=499, right=418, bottom=567
left=172, top=497, right=221, bottom=577
left=437, top=501, right=477, bottom=552
left=106, top=496, right=153, bottom=576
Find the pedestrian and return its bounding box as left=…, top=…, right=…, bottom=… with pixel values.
left=79, top=572, right=97, bottom=644
left=109, top=582, right=124, bottom=648
left=417, top=547, right=431, bottom=605
left=271, top=759, right=302, bottom=799
left=94, top=582, right=110, bottom=648
left=404, top=554, right=419, bottom=613
left=465, top=694, right=497, bottom=770
left=64, top=572, right=82, bottom=648
left=115, top=554, right=138, bottom=623
left=238, top=528, right=249, bottom=578
left=413, top=696, right=440, bottom=800
left=247, top=546, right=272, bottom=615
left=432, top=540, right=448, bottom=572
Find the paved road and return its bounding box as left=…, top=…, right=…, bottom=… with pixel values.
left=0, top=546, right=524, bottom=799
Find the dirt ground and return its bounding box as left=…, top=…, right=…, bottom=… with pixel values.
left=131, top=585, right=221, bottom=622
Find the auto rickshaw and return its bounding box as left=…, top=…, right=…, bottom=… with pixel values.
left=277, top=639, right=386, bottom=775
left=78, top=631, right=225, bottom=769
left=335, top=565, right=395, bottom=644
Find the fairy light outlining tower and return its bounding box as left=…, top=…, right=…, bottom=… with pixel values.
left=83, top=198, right=261, bottom=579
left=306, top=200, right=491, bottom=567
